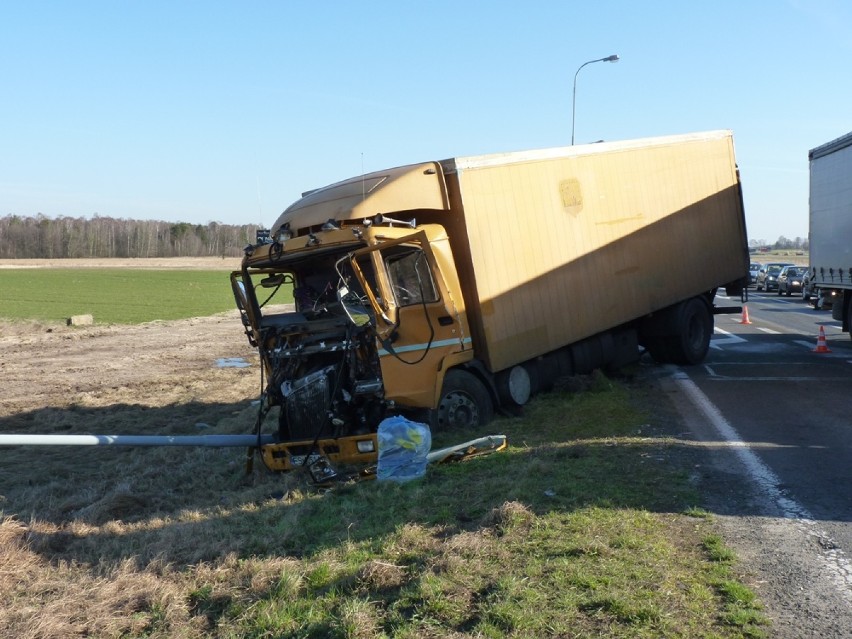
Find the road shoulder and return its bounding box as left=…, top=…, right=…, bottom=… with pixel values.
left=655, top=369, right=852, bottom=639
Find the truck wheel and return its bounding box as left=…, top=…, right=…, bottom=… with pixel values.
left=433, top=369, right=493, bottom=431
left=644, top=338, right=672, bottom=364
left=667, top=298, right=712, bottom=365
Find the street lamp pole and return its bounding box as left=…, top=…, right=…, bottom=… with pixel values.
left=571, top=54, right=619, bottom=145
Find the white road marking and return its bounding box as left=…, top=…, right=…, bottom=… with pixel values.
left=671, top=369, right=852, bottom=598
left=794, top=340, right=819, bottom=350
left=793, top=339, right=846, bottom=356
left=702, top=361, right=841, bottom=381
left=703, top=361, right=826, bottom=366
left=706, top=375, right=838, bottom=381
left=702, top=360, right=848, bottom=381
left=757, top=327, right=781, bottom=334
left=710, top=327, right=747, bottom=350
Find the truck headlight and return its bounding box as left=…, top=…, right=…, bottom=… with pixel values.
left=357, top=439, right=375, bottom=453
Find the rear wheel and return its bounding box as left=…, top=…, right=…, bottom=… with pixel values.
left=432, top=369, right=494, bottom=431
left=642, top=298, right=712, bottom=365
left=667, top=298, right=713, bottom=365
left=644, top=337, right=672, bottom=364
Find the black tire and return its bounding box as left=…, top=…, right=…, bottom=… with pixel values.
left=432, top=369, right=493, bottom=431
left=644, top=337, right=672, bottom=364
left=667, top=298, right=712, bottom=365
left=777, top=285, right=783, bottom=296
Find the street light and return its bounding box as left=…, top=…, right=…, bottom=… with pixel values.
left=571, top=54, right=619, bottom=145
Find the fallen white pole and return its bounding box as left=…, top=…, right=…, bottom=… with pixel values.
left=0, top=434, right=276, bottom=447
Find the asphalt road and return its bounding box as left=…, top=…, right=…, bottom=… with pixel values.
left=656, top=287, right=852, bottom=637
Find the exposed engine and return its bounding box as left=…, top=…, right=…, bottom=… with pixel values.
left=263, top=306, right=386, bottom=440
left=232, top=247, right=389, bottom=444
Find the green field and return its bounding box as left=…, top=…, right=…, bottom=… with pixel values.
left=0, top=269, right=243, bottom=323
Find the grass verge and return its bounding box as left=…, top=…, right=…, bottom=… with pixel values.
left=0, top=371, right=768, bottom=638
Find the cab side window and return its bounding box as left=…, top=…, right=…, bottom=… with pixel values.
left=385, top=249, right=438, bottom=306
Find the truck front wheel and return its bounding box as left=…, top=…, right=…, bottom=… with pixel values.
left=432, top=369, right=494, bottom=431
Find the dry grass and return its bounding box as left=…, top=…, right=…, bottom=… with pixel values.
left=0, top=297, right=767, bottom=637
left=0, top=513, right=315, bottom=638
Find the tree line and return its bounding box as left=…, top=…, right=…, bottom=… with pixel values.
left=748, top=236, right=809, bottom=251
left=0, top=214, right=265, bottom=259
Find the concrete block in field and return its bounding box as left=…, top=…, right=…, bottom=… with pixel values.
left=67, top=314, right=94, bottom=326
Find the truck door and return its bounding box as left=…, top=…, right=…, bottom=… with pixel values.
left=349, top=230, right=470, bottom=408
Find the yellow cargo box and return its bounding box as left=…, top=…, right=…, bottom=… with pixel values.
left=436, top=130, right=748, bottom=371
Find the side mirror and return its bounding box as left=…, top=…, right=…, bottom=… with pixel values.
left=232, top=279, right=248, bottom=311
left=338, top=286, right=372, bottom=327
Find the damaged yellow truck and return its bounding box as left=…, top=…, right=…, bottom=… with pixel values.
left=232, top=130, right=749, bottom=472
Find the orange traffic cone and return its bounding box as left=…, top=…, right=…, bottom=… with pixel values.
left=813, top=326, right=832, bottom=353
left=739, top=305, right=752, bottom=325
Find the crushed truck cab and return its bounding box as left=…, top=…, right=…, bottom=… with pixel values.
left=232, top=221, right=473, bottom=445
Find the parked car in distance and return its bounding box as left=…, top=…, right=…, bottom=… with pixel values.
left=749, top=262, right=762, bottom=286
left=756, top=262, right=795, bottom=292
left=776, top=265, right=804, bottom=296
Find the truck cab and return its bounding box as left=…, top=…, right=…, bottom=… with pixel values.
left=232, top=217, right=477, bottom=470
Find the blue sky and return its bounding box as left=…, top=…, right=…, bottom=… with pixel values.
left=2, top=1, right=850, bottom=244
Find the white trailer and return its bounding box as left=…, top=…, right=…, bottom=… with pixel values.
left=809, top=131, right=852, bottom=336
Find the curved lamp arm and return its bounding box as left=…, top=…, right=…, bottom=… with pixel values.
left=571, top=54, right=619, bottom=145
